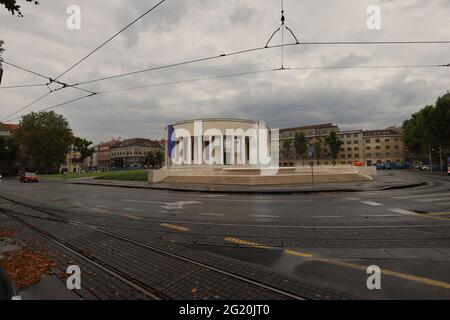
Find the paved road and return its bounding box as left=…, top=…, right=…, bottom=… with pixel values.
left=0, top=170, right=449, bottom=299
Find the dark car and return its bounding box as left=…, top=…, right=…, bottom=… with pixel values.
left=20, top=172, right=39, bottom=183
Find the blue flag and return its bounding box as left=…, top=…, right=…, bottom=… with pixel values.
left=168, top=125, right=176, bottom=160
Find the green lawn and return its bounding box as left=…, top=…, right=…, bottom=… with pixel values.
left=95, top=170, right=148, bottom=181
left=41, top=170, right=148, bottom=182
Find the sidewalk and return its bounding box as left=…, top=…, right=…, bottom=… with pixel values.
left=63, top=171, right=427, bottom=194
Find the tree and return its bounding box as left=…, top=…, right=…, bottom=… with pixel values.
left=402, top=92, right=450, bottom=169
left=146, top=149, right=164, bottom=168
left=0, top=0, right=39, bottom=17
left=14, top=111, right=73, bottom=173
left=293, top=132, right=308, bottom=163
left=281, top=139, right=293, bottom=163
left=313, top=137, right=323, bottom=164
left=325, top=132, right=343, bottom=165
left=0, top=135, right=19, bottom=175
left=72, top=137, right=94, bottom=164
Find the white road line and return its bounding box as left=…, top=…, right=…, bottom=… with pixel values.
left=361, top=201, right=384, bottom=206
left=122, top=199, right=165, bottom=205
left=200, top=213, right=225, bottom=217
left=415, top=198, right=449, bottom=203
left=345, top=197, right=360, bottom=201
left=389, top=208, right=418, bottom=216
left=392, top=193, right=450, bottom=199
left=94, top=205, right=110, bottom=209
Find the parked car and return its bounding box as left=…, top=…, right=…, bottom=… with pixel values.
left=376, top=163, right=386, bottom=170
left=20, top=172, right=39, bottom=183
left=354, top=161, right=364, bottom=167
left=421, top=165, right=431, bottom=171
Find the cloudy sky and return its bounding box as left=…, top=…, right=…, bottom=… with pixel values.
left=1, top=0, right=449, bottom=143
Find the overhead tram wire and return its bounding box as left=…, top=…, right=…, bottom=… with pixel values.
left=1, top=0, right=167, bottom=122
left=0, top=83, right=49, bottom=89
left=68, top=40, right=450, bottom=87
left=5, top=93, right=96, bottom=122
left=6, top=61, right=447, bottom=121
left=1, top=91, right=52, bottom=122
left=93, top=62, right=449, bottom=94
left=53, top=0, right=166, bottom=81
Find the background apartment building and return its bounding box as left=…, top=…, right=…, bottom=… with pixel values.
left=97, top=139, right=121, bottom=171
left=111, top=138, right=162, bottom=169
left=280, top=123, right=406, bottom=166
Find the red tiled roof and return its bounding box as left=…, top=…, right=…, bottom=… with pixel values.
left=0, top=122, right=18, bottom=131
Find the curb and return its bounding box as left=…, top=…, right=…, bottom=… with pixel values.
left=68, top=180, right=428, bottom=195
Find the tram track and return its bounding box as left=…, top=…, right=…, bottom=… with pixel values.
left=0, top=195, right=310, bottom=300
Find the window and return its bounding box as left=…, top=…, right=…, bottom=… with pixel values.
left=376, top=146, right=381, bottom=150
left=353, top=134, right=359, bottom=138
left=340, top=148, right=345, bottom=152
left=386, top=152, right=391, bottom=157
left=366, top=153, right=372, bottom=157
left=376, top=153, right=381, bottom=157
left=395, top=145, right=400, bottom=150
left=355, top=154, right=360, bottom=158
left=385, top=139, right=390, bottom=143
left=386, top=145, right=391, bottom=150
left=354, top=147, right=359, bottom=151
left=347, top=147, right=352, bottom=151
left=348, top=154, right=353, bottom=158
left=354, top=141, right=359, bottom=144
left=394, top=138, right=399, bottom=142
left=375, top=139, right=380, bottom=143
left=365, top=139, right=370, bottom=144
left=366, top=146, right=371, bottom=150
left=347, top=141, right=352, bottom=144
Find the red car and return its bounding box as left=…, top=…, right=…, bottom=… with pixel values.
left=20, top=172, right=39, bottom=183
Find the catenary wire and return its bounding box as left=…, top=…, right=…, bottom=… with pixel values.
left=54, top=0, right=166, bottom=81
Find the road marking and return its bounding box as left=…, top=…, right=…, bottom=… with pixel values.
left=363, top=214, right=400, bottom=218
left=224, top=237, right=450, bottom=289
left=389, top=208, right=418, bottom=216
left=94, top=205, right=110, bottom=209
left=224, top=237, right=272, bottom=249
left=160, top=223, right=190, bottom=232
left=121, top=214, right=143, bottom=220
left=423, top=211, right=450, bottom=216
left=200, top=213, right=225, bottom=217
left=251, top=215, right=280, bottom=218
left=361, top=201, right=383, bottom=206
left=284, top=249, right=314, bottom=258
left=345, top=197, right=360, bottom=201
left=392, top=193, right=450, bottom=199
left=415, top=198, right=449, bottom=203
left=123, top=199, right=165, bottom=205
left=123, top=208, right=142, bottom=212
